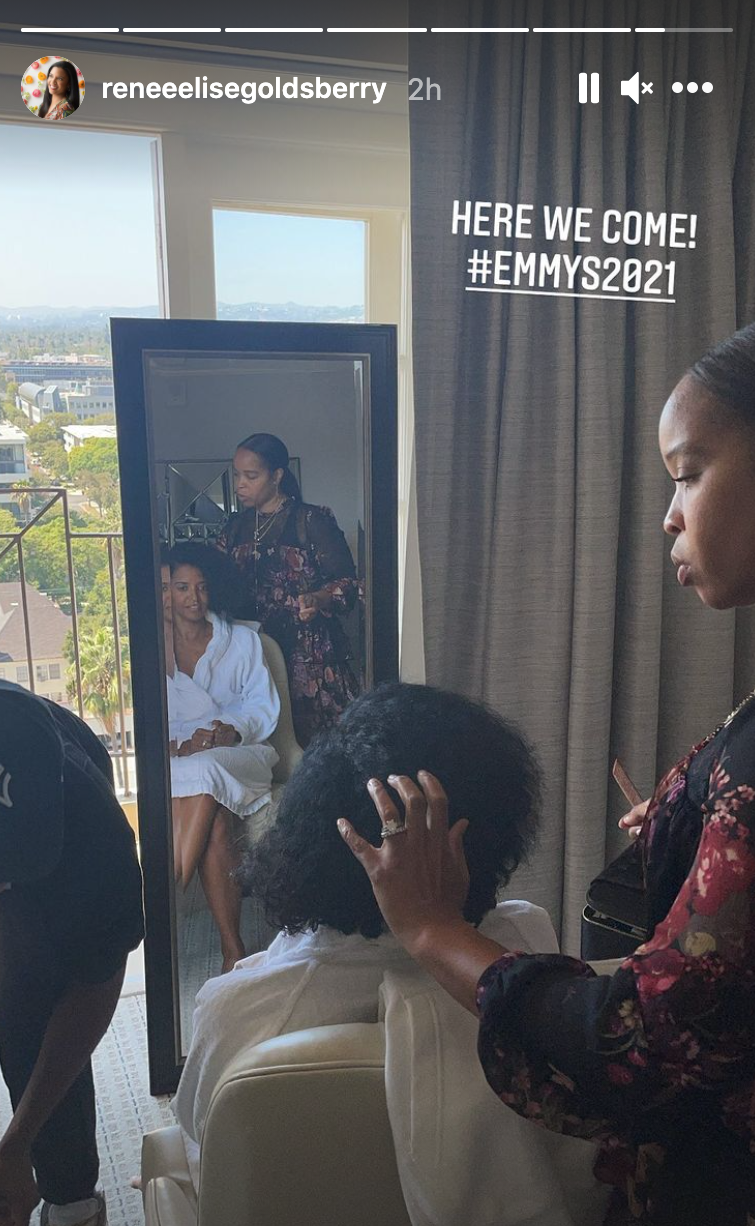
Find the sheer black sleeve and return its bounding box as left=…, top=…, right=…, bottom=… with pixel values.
left=476, top=715, right=755, bottom=1142
left=304, top=506, right=359, bottom=613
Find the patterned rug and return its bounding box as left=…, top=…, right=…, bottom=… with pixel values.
left=0, top=993, right=175, bottom=1226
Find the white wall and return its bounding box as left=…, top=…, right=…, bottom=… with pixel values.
left=147, top=356, right=361, bottom=555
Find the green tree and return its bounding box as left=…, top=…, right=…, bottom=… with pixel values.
left=1, top=403, right=29, bottom=430
left=0, top=508, right=19, bottom=573
left=77, top=547, right=129, bottom=639
left=39, top=440, right=70, bottom=480
left=79, top=471, right=120, bottom=517
left=66, top=438, right=121, bottom=518
left=11, top=480, right=34, bottom=523
left=66, top=624, right=131, bottom=788
left=84, top=412, right=116, bottom=426
left=28, top=414, right=76, bottom=450
left=68, top=438, right=120, bottom=482
left=0, top=515, right=106, bottom=612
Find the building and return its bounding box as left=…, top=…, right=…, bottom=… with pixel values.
left=0, top=423, right=30, bottom=511
left=58, top=382, right=115, bottom=419
left=2, top=358, right=112, bottom=383
left=0, top=581, right=71, bottom=703
left=62, top=423, right=118, bottom=451
left=17, top=381, right=61, bottom=421
left=17, top=379, right=115, bottom=423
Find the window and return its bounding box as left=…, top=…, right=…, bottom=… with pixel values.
left=213, top=210, right=366, bottom=324
left=0, top=122, right=160, bottom=770
left=0, top=668, right=5, bottom=679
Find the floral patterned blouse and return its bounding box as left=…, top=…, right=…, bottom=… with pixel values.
left=218, top=501, right=361, bottom=746
left=477, top=697, right=755, bottom=1226
left=45, top=100, right=74, bottom=120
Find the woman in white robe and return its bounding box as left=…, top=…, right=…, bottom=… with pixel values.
left=164, top=544, right=280, bottom=969
left=174, top=681, right=610, bottom=1225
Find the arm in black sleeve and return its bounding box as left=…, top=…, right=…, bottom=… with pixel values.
left=305, top=506, right=359, bottom=612
left=477, top=720, right=755, bottom=1139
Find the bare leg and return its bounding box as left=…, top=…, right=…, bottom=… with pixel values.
left=171, top=798, right=186, bottom=884
left=197, top=808, right=245, bottom=971
left=173, top=793, right=220, bottom=888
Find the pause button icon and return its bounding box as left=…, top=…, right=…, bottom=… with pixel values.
left=579, top=72, right=600, bottom=103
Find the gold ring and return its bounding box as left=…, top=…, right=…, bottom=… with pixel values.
left=380, top=822, right=406, bottom=839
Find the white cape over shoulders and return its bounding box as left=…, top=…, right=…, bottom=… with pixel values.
left=382, top=901, right=611, bottom=1226
left=175, top=902, right=609, bottom=1225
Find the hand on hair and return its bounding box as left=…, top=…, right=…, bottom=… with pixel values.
left=338, top=772, right=470, bottom=953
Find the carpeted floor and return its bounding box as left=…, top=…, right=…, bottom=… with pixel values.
left=0, top=993, right=175, bottom=1226
left=177, top=885, right=276, bottom=1051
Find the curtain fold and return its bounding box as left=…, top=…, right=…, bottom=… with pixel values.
left=408, top=0, right=755, bottom=949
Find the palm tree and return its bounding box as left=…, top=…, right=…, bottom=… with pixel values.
left=68, top=625, right=131, bottom=788
left=13, top=479, right=34, bottom=525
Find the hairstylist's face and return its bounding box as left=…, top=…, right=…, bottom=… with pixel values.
left=170, top=564, right=209, bottom=623
left=660, top=374, right=755, bottom=609
left=233, top=448, right=283, bottom=509
left=48, top=65, right=69, bottom=96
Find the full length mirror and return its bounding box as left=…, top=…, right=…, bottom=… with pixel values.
left=112, top=320, right=397, bottom=1092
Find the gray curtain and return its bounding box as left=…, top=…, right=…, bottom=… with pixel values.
left=408, top=0, right=755, bottom=950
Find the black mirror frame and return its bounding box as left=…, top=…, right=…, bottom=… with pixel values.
left=111, top=318, right=398, bottom=1094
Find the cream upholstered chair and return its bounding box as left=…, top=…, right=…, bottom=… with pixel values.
left=256, top=628, right=303, bottom=794
left=240, top=627, right=303, bottom=853
left=141, top=1023, right=412, bottom=1226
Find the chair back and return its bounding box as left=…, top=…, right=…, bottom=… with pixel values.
left=236, top=623, right=303, bottom=784
left=198, top=1024, right=412, bottom=1226
left=142, top=1024, right=412, bottom=1226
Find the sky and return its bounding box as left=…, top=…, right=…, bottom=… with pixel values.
left=0, top=125, right=160, bottom=308
left=0, top=123, right=365, bottom=310
left=213, top=210, right=365, bottom=308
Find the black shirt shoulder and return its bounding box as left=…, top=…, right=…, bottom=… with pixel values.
left=0, top=685, right=144, bottom=982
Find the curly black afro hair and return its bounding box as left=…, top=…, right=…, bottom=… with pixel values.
left=168, top=541, right=244, bottom=619
left=242, top=681, right=542, bottom=938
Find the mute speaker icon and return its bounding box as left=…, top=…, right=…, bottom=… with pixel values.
left=621, top=72, right=640, bottom=104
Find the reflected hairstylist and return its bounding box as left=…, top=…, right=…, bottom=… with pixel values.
left=219, top=432, right=361, bottom=746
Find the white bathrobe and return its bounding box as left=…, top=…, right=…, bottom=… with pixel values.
left=174, top=901, right=610, bottom=1226
left=168, top=614, right=280, bottom=818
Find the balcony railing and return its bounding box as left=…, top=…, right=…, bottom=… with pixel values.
left=0, top=485, right=132, bottom=795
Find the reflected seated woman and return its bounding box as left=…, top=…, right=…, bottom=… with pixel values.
left=163, top=542, right=280, bottom=971
left=173, top=682, right=610, bottom=1226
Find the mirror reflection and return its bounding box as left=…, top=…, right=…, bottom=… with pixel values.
left=144, top=352, right=369, bottom=1050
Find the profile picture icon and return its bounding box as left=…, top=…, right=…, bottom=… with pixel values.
left=21, top=55, right=84, bottom=120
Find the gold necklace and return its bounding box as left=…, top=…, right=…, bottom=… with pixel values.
left=252, top=497, right=288, bottom=561
left=716, top=688, right=755, bottom=735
